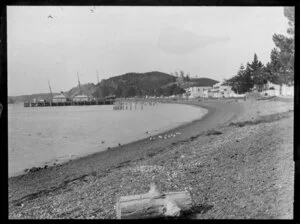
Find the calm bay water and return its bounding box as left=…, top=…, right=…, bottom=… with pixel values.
left=8, top=103, right=207, bottom=177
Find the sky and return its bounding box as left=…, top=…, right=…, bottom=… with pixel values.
left=7, top=6, right=290, bottom=96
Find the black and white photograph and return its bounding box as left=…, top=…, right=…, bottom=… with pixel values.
left=6, top=4, right=295, bottom=219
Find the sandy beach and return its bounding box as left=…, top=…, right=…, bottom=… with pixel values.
left=8, top=97, right=294, bottom=219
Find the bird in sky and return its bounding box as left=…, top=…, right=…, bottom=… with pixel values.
left=48, top=14, right=54, bottom=19
left=90, top=6, right=96, bottom=13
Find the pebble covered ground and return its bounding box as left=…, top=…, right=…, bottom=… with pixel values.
left=9, top=97, right=294, bottom=219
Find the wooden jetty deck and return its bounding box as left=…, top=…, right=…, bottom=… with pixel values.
left=24, top=99, right=115, bottom=107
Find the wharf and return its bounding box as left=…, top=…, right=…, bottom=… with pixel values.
left=24, top=99, right=115, bottom=107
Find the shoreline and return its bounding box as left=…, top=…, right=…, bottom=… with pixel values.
left=8, top=102, right=209, bottom=178
left=9, top=97, right=294, bottom=219
left=9, top=99, right=243, bottom=194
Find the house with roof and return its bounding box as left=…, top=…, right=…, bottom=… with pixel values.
left=185, top=86, right=212, bottom=98
left=52, top=92, right=68, bottom=103
left=252, top=81, right=294, bottom=96
left=73, top=94, right=90, bottom=102
left=208, top=83, right=236, bottom=98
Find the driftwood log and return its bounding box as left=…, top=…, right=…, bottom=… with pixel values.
left=116, top=183, right=192, bottom=219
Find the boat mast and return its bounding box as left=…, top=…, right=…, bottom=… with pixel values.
left=96, top=70, right=99, bottom=85
left=48, top=79, right=53, bottom=98
left=77, top=72, right=82, bottom=95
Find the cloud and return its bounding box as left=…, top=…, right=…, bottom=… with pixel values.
left=157, top=26, right=230, bottom=55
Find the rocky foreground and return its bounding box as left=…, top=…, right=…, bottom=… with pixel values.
left=9, top=97, right=294, bottom=219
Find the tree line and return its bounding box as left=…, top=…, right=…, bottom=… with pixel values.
left=91, top=71, right=186, bottom=98
left=224, top=7, right=294, bottom=94
left=170, top=70, right=191, bottom=82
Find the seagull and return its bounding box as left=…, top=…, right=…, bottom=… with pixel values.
left=48, top=14, right=54, bottom=19
left=90, top=6, right=96, bottom=13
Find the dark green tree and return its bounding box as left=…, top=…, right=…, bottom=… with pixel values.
left=115, top=86, right=123, bottom=97
left=136, top=88, right=143, bottom=97
left=172, top=85, right=186, bottom=95
left=242, top=53, right=269, bottom=91
left=101, top=85, right=110, bottom=97
left=186, top=73, right=191, bottom=82
left=270, top=7, right=294, bottom=85
left=224, top=64, right=247, bottom=94
left=248, top=54, right=267, bottom=91
left=284, top=7, right=295, bottom=36
left=163, top=84, right=186, bottom=96
left=155, top=88, right=164, bottom=96
left=264, top=49, right=282, bottom=85
left=124, top=86, right=137, bottom=97
left=92, top=88, right=101, bottom=99
left=180, top=70, right=185, bottom=78
left=224, top=56, right=265, bottom=94
left=225, top=7, right=294, bottom=94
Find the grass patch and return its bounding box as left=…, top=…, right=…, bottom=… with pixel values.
left=229, top=110, right=293, bottom=127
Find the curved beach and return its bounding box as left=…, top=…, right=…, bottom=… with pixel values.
left=8, top=98, right=294, bottom=219
left=8, top=103, right=207, bottom=177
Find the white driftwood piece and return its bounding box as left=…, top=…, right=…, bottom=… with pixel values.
left=116, top=183, right=192, bottom=219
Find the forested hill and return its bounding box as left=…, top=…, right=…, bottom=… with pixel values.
left=8, top=71, right=178, bottom=102
left=93, top=71, right=178, bottom=98
left=8, top=93, right=58, bottom=104
left=66, top=83, right=96, bottom=98
left=190, top=78, right=219, bottom=87
left=8, top=71, right=220, bottom=102
left=91, top=74, right=219, bottom=98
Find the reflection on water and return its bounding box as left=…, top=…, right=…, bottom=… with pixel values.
left=8, top=103, right=207, bottom=177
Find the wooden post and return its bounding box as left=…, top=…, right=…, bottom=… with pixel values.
left=116, top=183, right=192, bottom=219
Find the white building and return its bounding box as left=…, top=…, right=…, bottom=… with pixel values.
left=52, top=93, right=67, bottom=103
left=208, top=83, right=236, bottom=98
left=73, top=94, right=90, bottom=102
left=254, top=81, right=294, bottom=97
left=185, top=86, right=213, bottom=98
